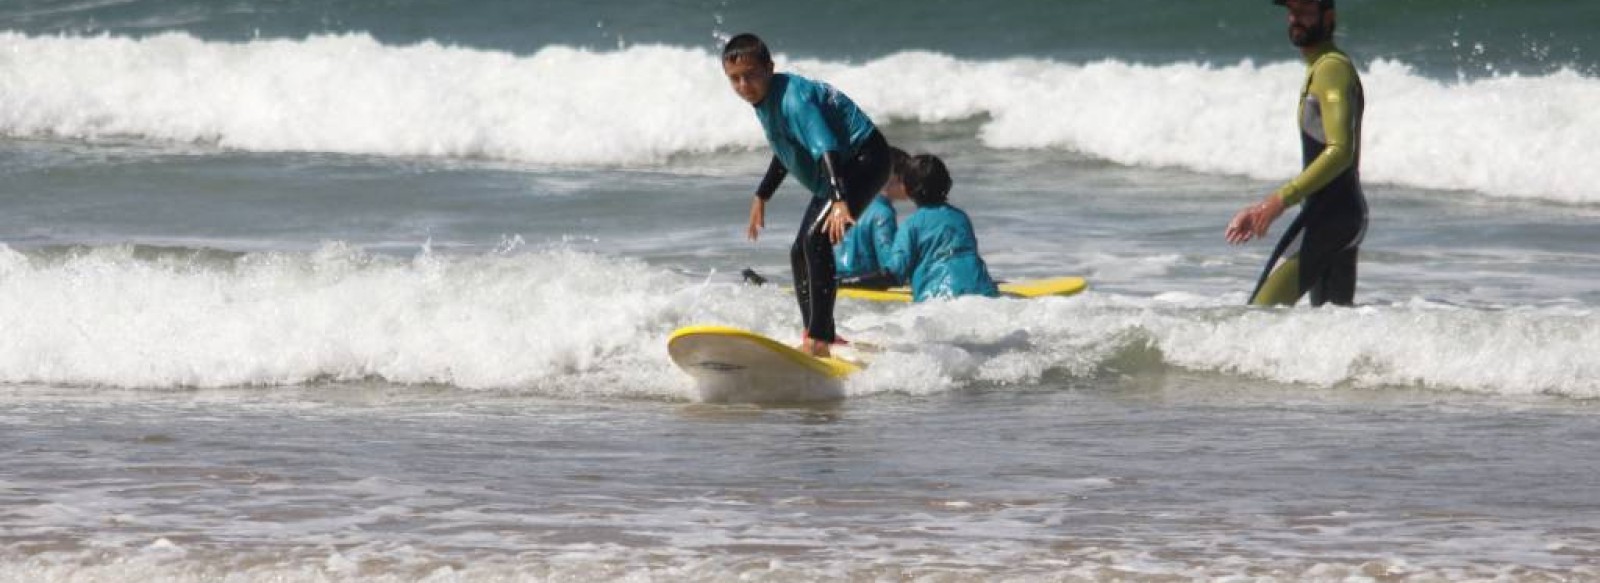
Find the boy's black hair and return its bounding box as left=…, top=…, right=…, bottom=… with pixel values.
left=900, top=154, right=951, bottom=206
left=722, top=33, right=772, bottom=65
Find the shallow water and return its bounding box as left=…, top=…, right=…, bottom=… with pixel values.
left=6, top=380, right=1600, bottom=581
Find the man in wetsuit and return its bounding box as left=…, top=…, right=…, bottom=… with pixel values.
left=1226, top=0, right=1368, bottom=306
left=722, top=33, right=892, bottom=357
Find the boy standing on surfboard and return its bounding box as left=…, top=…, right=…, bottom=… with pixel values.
left=846, top=153, right=999, bottom=302
left=722, top=33, right=892, bottom=358
left=834, top=146, right=910, bottom=281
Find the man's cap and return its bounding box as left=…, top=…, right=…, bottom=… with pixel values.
left=1273, top=0, right=1335, bottom=8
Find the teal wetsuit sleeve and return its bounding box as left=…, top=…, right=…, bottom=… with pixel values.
left=882, top=216, right=916, bottom=284
left=1277, top=55, right=1359, bottom=207
left=869, top=206, right=897, bottom=268
left=788, top=88, right=851, bottom=200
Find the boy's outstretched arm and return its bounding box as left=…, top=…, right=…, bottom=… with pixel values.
left=748, top=156, right=788, bottom=241
left=756, top=156, right=787, bottom=200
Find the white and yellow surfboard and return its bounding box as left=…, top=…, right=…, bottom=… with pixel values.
left=838, top=276, right=1088, bottom=303
left=667, top=325, right=862, bottom=404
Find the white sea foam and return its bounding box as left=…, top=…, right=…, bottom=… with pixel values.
left=808, top=52, right=1600, bottom=205
left=0, top=32, right=757, bottom=165
left=0, top=244, right=1592, bottom=399
left=1, top=33, right=1598, bottom=203
left=0, top=243, right=714, bottom=395
left=843, top=292, right=1600, bottom=399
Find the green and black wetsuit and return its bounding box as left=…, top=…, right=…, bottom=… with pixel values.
left=1253, top=42, right=1368, bottom=307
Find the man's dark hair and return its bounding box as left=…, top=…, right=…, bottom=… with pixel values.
left=900, top=154, right=951, bottom=206
left=722, top=33, right=772, bottom=65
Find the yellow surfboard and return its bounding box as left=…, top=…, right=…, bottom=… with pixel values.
left=667, top=325, right=862, bottom=404
left=837, top=276, right=1088, bottom=303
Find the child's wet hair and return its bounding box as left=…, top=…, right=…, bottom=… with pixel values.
left=899, top=154, right=951, bottom=206
left=722, top=34, right=772, bottom=66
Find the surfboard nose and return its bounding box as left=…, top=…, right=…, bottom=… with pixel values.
left=668, top=325, right=858, bottom=404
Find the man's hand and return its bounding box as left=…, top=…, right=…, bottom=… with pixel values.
left=1226, top=194, right=1287, bottom=245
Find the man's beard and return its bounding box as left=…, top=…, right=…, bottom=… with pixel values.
left=1289, top=21, right=1330, bottom=47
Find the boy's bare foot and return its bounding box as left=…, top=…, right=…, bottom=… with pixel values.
left=799, top=337, right=831, bottom=358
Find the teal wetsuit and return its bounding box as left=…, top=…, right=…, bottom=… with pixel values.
left=752, top=74, right=880, bottom=200
left=750, top=72, right=890, bottom=342
left=833, top=195, right=897, bottom=278
left=881, top=204, right=999, bottom=302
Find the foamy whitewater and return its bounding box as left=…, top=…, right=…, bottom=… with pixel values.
left=0, top=243, right=1594, bottom=397
left=3, top=0, right=1600, bottom=581
left=4, top=33, right=1600, bottom=203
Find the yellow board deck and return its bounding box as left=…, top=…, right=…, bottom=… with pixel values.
left=837, top=276, right=1088, bottom=303
left=667, top=325, right=862, bottom=404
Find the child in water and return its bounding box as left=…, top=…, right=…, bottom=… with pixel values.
left=833, top=146, right=910, bottom=281
left=847, top=153, right=999, bottom=302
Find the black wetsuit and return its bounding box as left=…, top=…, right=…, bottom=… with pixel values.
left=749, top=72, right=889, bottom=343
left=759, top=132, right=891, bottom=342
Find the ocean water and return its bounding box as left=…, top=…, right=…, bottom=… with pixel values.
left=2, top=0, right=1599, bottom=580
